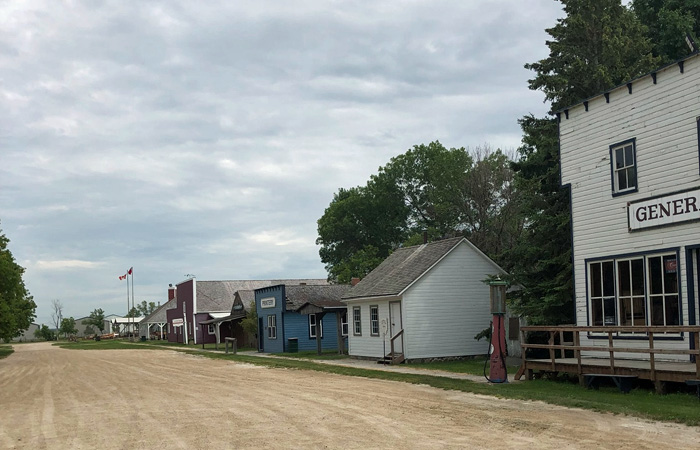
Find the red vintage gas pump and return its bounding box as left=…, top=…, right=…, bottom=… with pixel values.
left=487, top=277, right=508, bottom=383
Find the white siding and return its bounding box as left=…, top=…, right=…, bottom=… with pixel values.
left=560, top=54, right=700, bottom=358
left=402, top=242, right=497, bottom=359
left=346, top=300, right=392, bottom=359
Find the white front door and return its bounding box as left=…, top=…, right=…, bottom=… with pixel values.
left=389, top=301, right=403, bottom=354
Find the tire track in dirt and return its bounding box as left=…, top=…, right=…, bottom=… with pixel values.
left=3, top=342, right=700, bottom=449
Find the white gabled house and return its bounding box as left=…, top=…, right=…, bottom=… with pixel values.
left=341, top=237, right=506, bottom=363
left=559, top=52, right=700, bottom=360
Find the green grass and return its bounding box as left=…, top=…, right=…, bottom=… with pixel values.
left=273, top=350, right=350, bottom=360
left=406, top=357, right=520, bottom=376
left=54, top=339, right=700, bottom=426
left=0, top=345, right=14, bottom=359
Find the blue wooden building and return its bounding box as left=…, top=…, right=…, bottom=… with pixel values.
left=255, top=284, right=350, bottom=354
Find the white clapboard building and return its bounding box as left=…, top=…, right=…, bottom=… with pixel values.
left=559, top=52, right=700, bottom=360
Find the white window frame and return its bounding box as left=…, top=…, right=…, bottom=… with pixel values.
left=309, top=314, right=323, bottom=338
left=353, top=306, right=362, bottom=336
left=341, top=311, right=348, bottom=336
left=610, top=139, right=637, bottom=195
left=207, top=324, right=215, bottom=335
left=370, top=305, right=379, bottom=336
left=267, top=315, right=277, bottom=339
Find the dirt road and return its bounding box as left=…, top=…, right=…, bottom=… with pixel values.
left=1, top=342, right=698, bottom=449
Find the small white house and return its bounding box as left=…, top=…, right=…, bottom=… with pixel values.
left=341, top=237, right=506, bottom=363
left=559, top=52, right=700, bottom=360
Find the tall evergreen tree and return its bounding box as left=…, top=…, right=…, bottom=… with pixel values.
left=509, top=0, right=658, bottom=324
left=633, top=0, right=700, bottom=64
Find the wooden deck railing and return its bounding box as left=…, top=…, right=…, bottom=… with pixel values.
left=520, top=325, right=700, bottom=381
left=390, top=329, right=405, bottom=364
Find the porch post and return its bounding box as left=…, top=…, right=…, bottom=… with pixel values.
left=336, top=312, right=343, bottom=355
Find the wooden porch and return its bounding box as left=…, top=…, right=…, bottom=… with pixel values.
left=516, top=325, right=700, bottom=393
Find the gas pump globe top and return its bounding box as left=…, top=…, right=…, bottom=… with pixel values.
left=489, top=277, right=507, bottom=315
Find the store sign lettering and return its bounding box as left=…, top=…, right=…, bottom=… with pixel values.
left=260, top=297, right=276, bottom=309
left=628, top=188, right=700, bottom=231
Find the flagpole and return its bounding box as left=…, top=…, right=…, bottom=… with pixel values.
left=130, top=267, right=135, bottom=342
left=126, top=273, right=130, bottom=338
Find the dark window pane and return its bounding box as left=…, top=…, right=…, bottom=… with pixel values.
left=631, top=259, right=644, bottom=295
left=604, top=297, right=617, bottom=325
left=651, top=297, right=664, bottom=325
left=602, top=262, right=615, bottom=297
left=627, top=167, right=636, bottom=188
left=633, top=297, right=647, bottom=326
left=649, top=257, right=662, bottom=295
left=618, top=170, right=628, bottom=190
left=618, top=261, right=630, bottom=296
left=590, top=263, right=601, bottom=297
left=592, top=299, right=603, bottom=326
left=665, top=296, right=680, bottom=325
left=616, top=148, right=624, bottom=168
left=620, top=297, right=632, bottom=326
left=663, top=256, right=678, bottom=293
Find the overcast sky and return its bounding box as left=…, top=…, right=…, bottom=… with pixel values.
left=1, top=0, right=562, bottom=325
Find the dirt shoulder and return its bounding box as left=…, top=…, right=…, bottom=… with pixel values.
left=1, top=342, right=698, bottom=449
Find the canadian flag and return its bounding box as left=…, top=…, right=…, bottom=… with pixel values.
left=119, top=274, right=127, bottom=280
left=128, top=267, right=133, bottom=275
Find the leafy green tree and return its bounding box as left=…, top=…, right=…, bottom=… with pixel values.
left=33, top=324, right=56, bottom=341
left=0, top=224, right=36, bottom=342
left=317, top=182, right=408, bottom=283
left=84, top=325, right=95, bottom=336
left=125, top=307, right=140, bottom=317
left=85, top=308, right=106, bottom=334
left=373, top=141, right=471, bottom=236
left=136, top=301, right=157, bottom=316
left=633, top=0, right=700, bottom=63
left=318, top=141, right=523, bottom=282
left=240, top=301, right=258, bottom=337
left=509, top=0, right=659, bottom=324
left=59, top=317, right=78, bottom=338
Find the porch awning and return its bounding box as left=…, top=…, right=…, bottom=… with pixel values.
left=199, top=310, right=246, bottom=325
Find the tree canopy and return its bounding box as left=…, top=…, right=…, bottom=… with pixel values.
left=317, top=142, right=523, bottom=282
left=633, top=0, right=700, bottom=63
left=59, top=317, right=78, bottom=338
left=85, top=308, right=106, bottom=334
left=508, top=0, right=660, bottom=324
left=0, top=223, right=36, bottom=342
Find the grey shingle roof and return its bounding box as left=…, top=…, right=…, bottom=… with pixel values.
left=140, top=299, right=175, bottom=324
left=197, top=279, right=328, bottom=312
left=284, top=284, right=351, bottom=311
left=341, top=237, right=467, bottom=301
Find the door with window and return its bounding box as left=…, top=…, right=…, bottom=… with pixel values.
left=389, top=301, right=403, bottom=354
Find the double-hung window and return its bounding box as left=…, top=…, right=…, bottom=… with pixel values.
left=610, top=139, right=637, bottom=195
left=353, top=306, right=362, bottom=336
left=341, top=311, right=348, bottom=336
left=267, top=315, right=276, bottom=339
left=587, top=252, right=680, bottom=328
left=648, top=255, right=680, bottom=326
left=208, top=324, right=215, bottom=335
left=370, top=306, right=379, bottom=336
left=309, top=314, right=323, bottom=338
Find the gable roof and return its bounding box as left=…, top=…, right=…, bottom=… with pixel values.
left=342, top=237, right=501, bottom=301
left=196, top=279, right=328, bottom=312
left=140, top=299, right=175, bottom=324
left=284, top=284, right=351, bottom=311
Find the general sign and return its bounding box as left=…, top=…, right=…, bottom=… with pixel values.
left=628, top=187, right=700, bottom=231
left=260, top=297, right=276, bottom=309
left=172, top=318, right=184, bottom=327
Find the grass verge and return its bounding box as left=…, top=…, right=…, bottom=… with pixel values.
left=406, top=357, right=520, bottom=376
left=0, top=345, right=14, bottom=359
left=54, top=339, right=700, bottom=426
